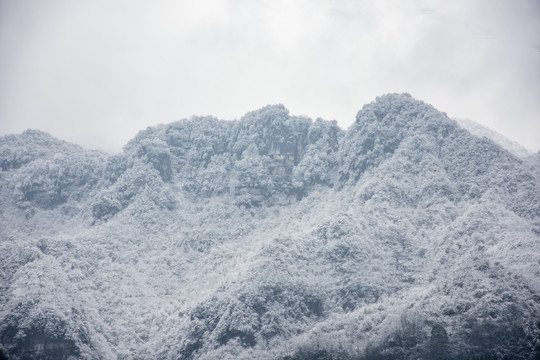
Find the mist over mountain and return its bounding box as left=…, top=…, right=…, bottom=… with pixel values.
left=454, top=118, right=533, bottom=159
left=1, top=94, right=539, bottom=360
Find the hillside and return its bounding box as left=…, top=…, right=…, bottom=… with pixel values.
left=1, top=94, right=539, bottom=360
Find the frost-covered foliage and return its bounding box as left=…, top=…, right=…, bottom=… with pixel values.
left=0, top=130, right=106, bottom=210
left=293, top=118, right=342, bottom=192
left=118, top=105, right=342, bottom=208
left=1, top=94, right=539, bottom=360
left=92, top=161, right=176, bottom=221
left=339, top=94, right=539, bottom=219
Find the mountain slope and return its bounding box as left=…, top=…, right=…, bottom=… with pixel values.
left=0, top=94, right=539, bottom=360
left=455, top=117, right=533, bottom=159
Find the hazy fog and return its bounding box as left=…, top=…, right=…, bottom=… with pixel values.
left=1, top=0, right=539, bottom=152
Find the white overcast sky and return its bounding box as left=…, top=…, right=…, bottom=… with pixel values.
left=1, top=0, right=539, bottom=153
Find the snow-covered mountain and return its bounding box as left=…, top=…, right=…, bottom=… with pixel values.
left=1, top=94, right=539, bottom=360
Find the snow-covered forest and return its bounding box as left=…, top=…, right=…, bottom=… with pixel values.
left=1, top=94, right=539, bottom=359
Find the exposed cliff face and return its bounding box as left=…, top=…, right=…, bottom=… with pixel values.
left=1, top=94, right=539, bottom=360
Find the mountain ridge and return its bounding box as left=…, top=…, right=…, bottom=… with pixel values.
left=1, top=93, right=539, bottom=359
left=454, top=117, right=533, bottom=159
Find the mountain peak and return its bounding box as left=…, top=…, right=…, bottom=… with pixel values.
left=355, top=92, right=444, bottom=124
left=241, top=103, right=290, bottom=119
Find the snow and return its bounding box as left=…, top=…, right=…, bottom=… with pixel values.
left=1, top=94, right=539, bottom=359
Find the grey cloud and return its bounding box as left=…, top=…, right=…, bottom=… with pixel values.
left=1, top=0, right=538, bottom=152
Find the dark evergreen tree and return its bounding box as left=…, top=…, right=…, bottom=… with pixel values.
left=0, top=349, right=8, bottom=360
left=428, top=323, right=449, bottom=360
